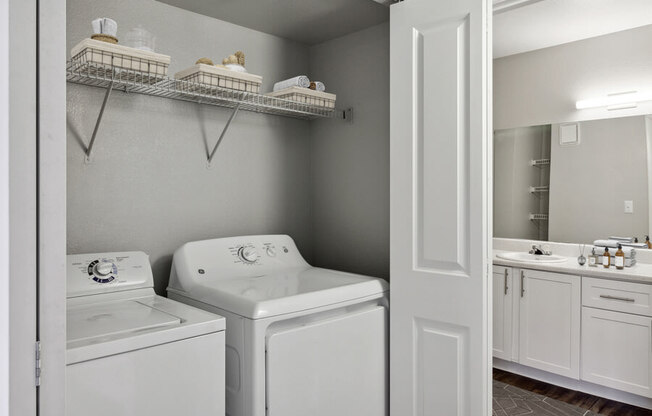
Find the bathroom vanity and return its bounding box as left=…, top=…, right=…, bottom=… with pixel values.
left=493, top=239, right=652, bottom=409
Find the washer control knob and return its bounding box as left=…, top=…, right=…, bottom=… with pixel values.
left=266, top=247, right=277, bottom=257
left=94, top=261, right=115, bottom=276
left=238, top=247, right=258, bottom=264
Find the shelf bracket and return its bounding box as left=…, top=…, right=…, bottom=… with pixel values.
left=85, top=80, right=115, bottom=162
left=207, top=104, right=241, bottom=166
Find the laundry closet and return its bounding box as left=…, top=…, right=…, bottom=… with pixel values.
left=66, top=0, right=391, bottom=293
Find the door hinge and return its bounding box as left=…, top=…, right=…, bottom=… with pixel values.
left=35, top=341, right=41, bottom=387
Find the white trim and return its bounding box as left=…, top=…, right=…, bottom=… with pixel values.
left=37, top=0, right=67, bottom=414
left=0, top=0, right=9, bottom=413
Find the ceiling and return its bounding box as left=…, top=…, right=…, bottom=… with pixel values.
left=157, top=0, right=389, bottom=46
left=494, top=0, right=652, bottom=58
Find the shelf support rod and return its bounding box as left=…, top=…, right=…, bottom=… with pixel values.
left=86, top=80, right=115, bottom=161
left=208, top=104, right=241, bottom=165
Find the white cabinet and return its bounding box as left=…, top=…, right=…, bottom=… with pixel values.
left=517, top=269, right=581, bottom=379
left=581, top=277, right=652, bottom=398
left=581, top=307, right=652, bottom=398
left=492, top=266, right=513, bottom=360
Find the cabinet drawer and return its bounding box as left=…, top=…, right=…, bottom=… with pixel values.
left=583, top=277, right=652, bottom=316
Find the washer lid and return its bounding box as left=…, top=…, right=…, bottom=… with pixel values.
left=66, top=295, right=226, bottom=365
left=169, top=267, right=388, bottom=319
left=67, top=300, right=181, bottom=345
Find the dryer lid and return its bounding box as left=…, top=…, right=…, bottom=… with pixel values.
left=169, top=267, right=388, bottom=319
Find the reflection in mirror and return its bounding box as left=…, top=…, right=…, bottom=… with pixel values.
left=494, top=115, right=652, bottom=244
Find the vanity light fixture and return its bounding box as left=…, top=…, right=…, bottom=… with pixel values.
left=576, top=91, right=652, bottom=111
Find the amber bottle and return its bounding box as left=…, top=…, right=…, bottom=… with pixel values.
left=615, top=244, right=625, bottom=270
left=602, top=247, right=611, bottom=268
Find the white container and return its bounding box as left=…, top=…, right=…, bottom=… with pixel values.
left=70, top=38, right=171, bottom=77
left=266, top=86, right=336, bottom=109
left=175, top=64, right=263, bottom=93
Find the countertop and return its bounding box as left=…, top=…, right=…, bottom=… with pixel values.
left=493, top=249, right=652, bottom=284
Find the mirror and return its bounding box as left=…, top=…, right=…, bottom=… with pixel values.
left=493, top=20, right=652, bottom=245
left=494, top=116, right=652, bottom=244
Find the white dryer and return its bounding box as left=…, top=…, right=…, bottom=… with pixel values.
left=66, top=251, right=226, bottom=416
left=167, top=235, right=388, bottom=416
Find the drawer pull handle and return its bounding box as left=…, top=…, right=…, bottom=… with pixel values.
left=504, top=269, right=508, bottom=295
left=521, top=271, right=525, bottom=298
left=599, top=294, right=635, bottom=303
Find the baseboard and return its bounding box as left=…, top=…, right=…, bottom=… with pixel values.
left=493, top=358, right=652, bottom=410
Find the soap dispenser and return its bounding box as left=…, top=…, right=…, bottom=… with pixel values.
left=647, top=236, right=652, bottom=249
left=615, top=244, right=625, bottom=270
left=602, top=247, right=611, bottom=268
left=588, top=248, right=598, bottom=267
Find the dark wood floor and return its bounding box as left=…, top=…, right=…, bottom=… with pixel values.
left=493, top=369, right=652, bottom=416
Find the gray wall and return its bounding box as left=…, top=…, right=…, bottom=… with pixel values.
left=548, top=116, right=649, bottom=243
left=308, top=23, right=390, bottom=280
left=494, top=126, right=550, bottom=241
left=494, top=24, right=652, bottom=130
left=67, top=0, right=313, bottom=293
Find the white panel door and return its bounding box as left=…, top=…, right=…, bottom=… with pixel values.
left=390, top=0, right=491, bottom=414
left=518, top=270, right=580, bottom=379
left=493, top=266, right=512, bottom=360
left=581, top=306, right=652, bottom=398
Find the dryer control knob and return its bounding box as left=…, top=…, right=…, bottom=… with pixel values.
left=94, top=261, right=115, bottom=276
left=266, top=247, right=276, bottom=257
left=238, top=247, right=259, bottom=264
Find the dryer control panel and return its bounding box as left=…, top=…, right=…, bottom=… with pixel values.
left=67, top=251, right=153, bottom=298
left=170, top=235, right=310, bottom=288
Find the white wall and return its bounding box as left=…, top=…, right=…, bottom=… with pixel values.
left=494, top=24, right=652, bottom=130
left=308, top=23, right=390, bottom=280
left=67, top=0, right=314, bottom=293
left=548, top=116, right=649, bottom=243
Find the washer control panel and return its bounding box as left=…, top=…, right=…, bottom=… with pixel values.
left=67, top=251, right=153, bottom=298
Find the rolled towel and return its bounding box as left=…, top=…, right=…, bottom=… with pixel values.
left=309, top=81, right=326, bottom=92
left=273, top=75, right=310, bottom=92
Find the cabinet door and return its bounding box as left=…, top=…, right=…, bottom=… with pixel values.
left=519, top=270, right=580, bottom=378
left=582, top=307, right=652, bottom=398
left=493, top=266, right=512, bottom=360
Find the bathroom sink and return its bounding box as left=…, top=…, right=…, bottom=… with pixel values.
left=496, top=252, right=568, bottom=264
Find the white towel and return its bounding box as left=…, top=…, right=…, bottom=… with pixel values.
left=273, top=76, right=310, bottom=92
left=313, top=81, right=326, bottom=92
left=593, top=246, right=636, bottom=258
left=593, top=239, right=621, bottom=248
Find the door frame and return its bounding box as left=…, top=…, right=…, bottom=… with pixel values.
left=5, top=0, right=66, bottom=414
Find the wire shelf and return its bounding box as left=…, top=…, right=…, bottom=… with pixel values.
left=530, top=158, right=551, bottom=167
left=529, top=185, right=549, bottom=194
left=66, top=60, right=338, bottom=120
left=529, top=213, right=549, bottom=221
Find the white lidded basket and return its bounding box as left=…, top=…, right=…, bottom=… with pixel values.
left=266, top=87, right=336, bottom=109
left=175, top=64, right=263, bottom=94
left=70, top=39, right=171, bottom=83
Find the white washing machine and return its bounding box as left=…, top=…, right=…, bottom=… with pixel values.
left=66, top=251, right=226, bottom=416
left=167, top=235, right=388, bottom=416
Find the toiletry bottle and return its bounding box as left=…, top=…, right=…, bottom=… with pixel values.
left=615, top=244, right=625, bottom=270
left=647, top=236, right=652, bottom=249
left=602, top=247, right=611, bottom=268
left=588, top=248, right=598, bottom=267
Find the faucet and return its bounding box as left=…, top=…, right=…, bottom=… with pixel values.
left=529, top=244, right=552, bottom=255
